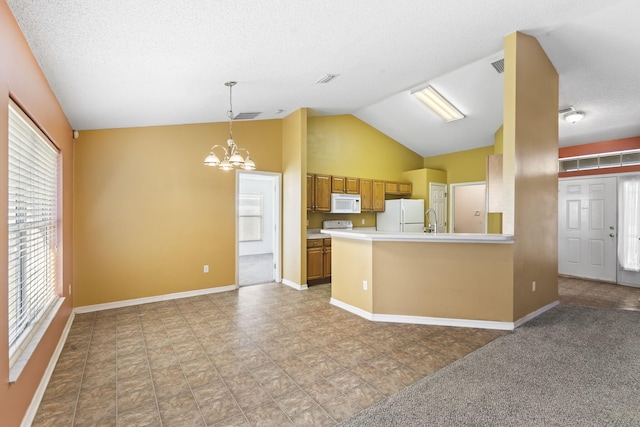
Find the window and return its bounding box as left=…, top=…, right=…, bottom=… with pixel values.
left=238, top=194, right=263, bottom=242
left=7, top=100, right=59, bottom=373
left=559, top=149, right=640, bottom=172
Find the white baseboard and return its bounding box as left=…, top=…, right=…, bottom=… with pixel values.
left=281, top=279, right=308, bottom=290
left=74, top=284, right=237, bottom=314
left=330, top=298, right=515, bottom=330
left=514, top=300, right=560, bottom=328
left=21, top=310, right=75, bottom=427
left=330, top=298, right=374, bottom=320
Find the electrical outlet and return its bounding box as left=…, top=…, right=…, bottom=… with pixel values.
left=204, top=265, right=209, bottom=273
left=363, top=280, right=368, bottom=290
left=361, top=218, right=365, bottom=225
left=532, top=281, right=536, bottom=292
left=306, top=219, right=309, bottom=226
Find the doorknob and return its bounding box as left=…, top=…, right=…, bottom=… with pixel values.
left=609, top=233, right=615, bottom=237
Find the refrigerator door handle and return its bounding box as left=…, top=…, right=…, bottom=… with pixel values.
left=400, top=207, right=404, bottom=224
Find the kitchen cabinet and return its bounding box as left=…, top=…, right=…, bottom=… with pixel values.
left=332, top=176, right=359, bottom=194
left=373, top=181, right=385, bottom=211
left=308, top=174, right=331, bottom=212
left=385, top=181, right=412, bottom=197
left=306, top=174, right=314, bottom=210
left=360, top=179, right=385, bottom=212
left=307, top=238, right=331, bottom=282
left=323, top=239, right=332, bottom=278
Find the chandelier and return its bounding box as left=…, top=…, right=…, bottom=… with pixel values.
left=204, top=81, right=255, bottom=170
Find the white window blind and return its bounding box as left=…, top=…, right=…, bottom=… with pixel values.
left=7, top=100, right=59, bottom=365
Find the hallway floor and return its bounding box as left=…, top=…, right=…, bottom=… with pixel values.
left=558, top=276, right=640, bottom=311
left=31, top=277, right=638, bottom=426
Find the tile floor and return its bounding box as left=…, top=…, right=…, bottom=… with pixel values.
left=32, top=277, right=639, bottom=426
left=558, top=275, right=640, bottom=311
left=32, top=283, right=504, bottom=426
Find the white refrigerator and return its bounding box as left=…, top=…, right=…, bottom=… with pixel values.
left=376, top=199, right=425, bottom=232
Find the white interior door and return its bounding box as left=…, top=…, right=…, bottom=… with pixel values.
left=429, top=182, right=447, bottom=233
left=558, top=177, right=617, bottom=282
left=451, top=183, right=486, bottom=233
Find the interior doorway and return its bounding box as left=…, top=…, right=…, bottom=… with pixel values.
left=450, top=182, right=486, bottom=233
left=237, top=172, right=281, bottom=286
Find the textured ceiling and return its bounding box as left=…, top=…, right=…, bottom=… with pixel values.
left=7, top=0, right=640, bottom=156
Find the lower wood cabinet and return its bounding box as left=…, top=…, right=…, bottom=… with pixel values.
left=307, top=238, right=331, bottom=282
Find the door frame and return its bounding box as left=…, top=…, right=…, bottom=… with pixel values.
left=559, top=172, right=640, bottom=288
left=449, top=181, right=487, bottom=233
left=236, top=170, right=282, bottom=287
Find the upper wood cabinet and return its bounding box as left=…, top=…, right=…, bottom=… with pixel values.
left=306, top=173, right=314, bottom=211
left=360, top=179, right=385, bottom=212
left=385, top=181, right=412, bottom=197
left=308, top=174, right=331, bottom=211
left=372, top=181, right=385, bottom=211
left=360, top=179, right=372, bottom=211
left=332, top=176, right=359, bottom=194
left=487, top=154, right=503, bottom=213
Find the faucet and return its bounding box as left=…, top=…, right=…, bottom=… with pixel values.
left=425, top=208, right=438, bottom=234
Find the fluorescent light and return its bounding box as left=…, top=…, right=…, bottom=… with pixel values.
left=412, top=85, right=465, bottom=122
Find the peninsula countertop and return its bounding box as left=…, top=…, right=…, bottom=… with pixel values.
left=320, top=228, right=514, bottom=244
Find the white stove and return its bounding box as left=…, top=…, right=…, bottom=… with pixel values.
left=322, top=220, right=353, bottom=231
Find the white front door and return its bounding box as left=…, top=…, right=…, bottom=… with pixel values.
left=429, top=182, right=447, bottom=233
left=558, top=177, right=617, bottom=282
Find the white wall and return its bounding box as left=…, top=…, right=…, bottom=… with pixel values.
left=239, top=175, right=274, bottom=256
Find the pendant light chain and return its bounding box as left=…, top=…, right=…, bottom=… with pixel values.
left=203, top=81, right=256, bottom=170
left=228, top=82, right=234, bottom=139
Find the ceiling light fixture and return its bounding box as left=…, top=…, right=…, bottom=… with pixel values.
left=204, top=81, right=255, bottom=170
left=412, top=85, right=465, bottom=122
left=564, top=110, right=585, bottom=124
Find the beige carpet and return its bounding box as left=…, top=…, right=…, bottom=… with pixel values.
left=340, top=305, right=640, bottom=426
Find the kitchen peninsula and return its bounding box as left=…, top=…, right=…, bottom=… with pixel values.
left=321, top=229, right=519, bottom=330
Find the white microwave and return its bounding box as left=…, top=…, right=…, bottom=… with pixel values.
left=330, top=193, right=361, bottom=214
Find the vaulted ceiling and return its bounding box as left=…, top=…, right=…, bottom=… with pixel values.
left=7, top=0, right=640, bottom=157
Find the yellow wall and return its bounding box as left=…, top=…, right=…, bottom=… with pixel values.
left=331, top=238, right=373, bottom=312
left=282, top=109, right=307, bottom=286
left=308, top=115, right=423, bottom=179
left=0, top=4, right=74, bottom=425
left=74, top=120, right=282, bottom=306
left=423, top=145, right=494, bottom=184
left=503, top=32, right=559, bottom=319
left=307, top=115, right=423, bottom=228
left=402, top=168, right=447, bottom=207
left=331, top=238, right=514, bottom=322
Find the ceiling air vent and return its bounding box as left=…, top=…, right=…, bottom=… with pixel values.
left=558, top=107, right=576, bottom=115
left=490, top=58, right=504, bottom=74
left=315, top=74, right=340, bottom=84
left=233, top=112, right=261, bottom=120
